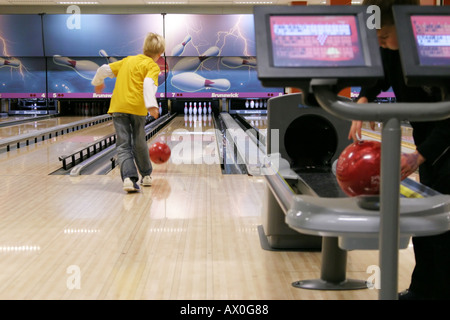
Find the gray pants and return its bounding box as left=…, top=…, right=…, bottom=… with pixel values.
left=112, top=112, right=152, bottom=182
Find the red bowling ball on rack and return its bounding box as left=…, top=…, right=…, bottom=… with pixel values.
left=335, top=140, right=381, bottom=197
left=149, top=142, right=171, bottom=164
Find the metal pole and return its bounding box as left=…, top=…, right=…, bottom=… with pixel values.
left=379, top=117, right=402, bottom=300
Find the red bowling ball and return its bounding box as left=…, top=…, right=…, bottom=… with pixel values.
left=336, top=140, right=381, bottom=197
left=149, top=142, right=171, bottom=164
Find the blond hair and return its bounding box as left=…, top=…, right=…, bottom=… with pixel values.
left=143, top=32, right=165, bottom=58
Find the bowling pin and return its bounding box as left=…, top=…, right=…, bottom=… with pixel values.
left=171, top=72, right=230, bottom=92
left=221, top=56, right=257, bottom=68
left=184, top=102, right=188, bottom=114
left=0, top=57, right=21, bottom=68
left=189, top=102, right=192, bottom=115
left=245, top=100, right=249, bottom=108
left=53, top=55, right=99, bottom=80
left=203, top=102, right=207, bottom=115
left=198, top=102, right=202, bottom=115
left=250, top=100, right=254, bottom=108
left=171, top=35, right=192, bottom=56
left=193, top=102, right=197, bottom=115
left=159, top=102, right=162, bottom=115
left=99, top=49, right=118, bottom=63
left=171, top=46, right=220, bottom=75
left=208, top=102, right=212, bottom=114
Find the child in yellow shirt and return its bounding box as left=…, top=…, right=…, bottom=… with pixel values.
left=92, top=32, right=165, bottom=192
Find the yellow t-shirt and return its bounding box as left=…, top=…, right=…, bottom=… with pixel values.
left=108, top=54, right=160, bottom=116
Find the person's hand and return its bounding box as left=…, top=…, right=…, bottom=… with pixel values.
left=94, top=83, right=105, bottom=94
left=148, top=106, right=159, bottom=119
left=348, top=120, right=363, bottom=141
left=400, top=151, right=425, bottom=180
left=347, top=96, right=375, bottom=141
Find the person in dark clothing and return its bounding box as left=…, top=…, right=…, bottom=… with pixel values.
left=349, top=0, right=450, bottom=300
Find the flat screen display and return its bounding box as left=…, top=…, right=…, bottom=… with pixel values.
left=270, top=15, right=365, bottom=67
left=411, top=15, right=450, bottom=66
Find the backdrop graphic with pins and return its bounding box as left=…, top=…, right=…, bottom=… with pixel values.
left=0, top=13, right=283, bottom=98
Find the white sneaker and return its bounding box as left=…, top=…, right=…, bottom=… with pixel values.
left=141, top=175, right=152, bottom=186
left=123, top=177, right=140, bottom=193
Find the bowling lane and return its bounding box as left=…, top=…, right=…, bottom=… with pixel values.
left=144, top=114, right=219, bottom=177
left=0, top=112, right=415, bottom=300
left=0, top=118, right=115, bottom=175
left=0, top=115, right=37, bottom=124
left=361, top=122, right=416, bottom=153
left=241, top=114, right=267, bottom=129
left=241, top=114, right=267, bottom=136
left=0, top=116, right=98, bottom=139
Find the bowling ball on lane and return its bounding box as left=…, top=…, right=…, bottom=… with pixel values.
left=149, top=142, right=171, bottom=164
left=336, top=140, right=381, bottom=197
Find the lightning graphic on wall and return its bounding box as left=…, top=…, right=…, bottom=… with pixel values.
left=0, top=36, right=25, bottom=76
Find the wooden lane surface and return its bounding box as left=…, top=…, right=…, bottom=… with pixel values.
left=0, top=115, right=416, bottom=300
left=0, top=116, right=115, bottom=175
left=0, top=116, right=96, bottom=139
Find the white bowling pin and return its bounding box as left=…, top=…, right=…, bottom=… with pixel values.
left=53, top=55, right=99, bottom=80
left=171, top=35, right=192, bottom=56
left=0, top=57, right=21, bottom=68
left=171, top=46, right=220, bottom=75
left=189, top=102, right=192, bottom=115
left=208, top=102, right=212, bottom=114
left=198, top=102, right=202, bottom=115
left=184, top=102, right=188, bottom=114
left=193, top=102, right=197, bottom=115
left=203, top=102, right=207, bottom=115
left=221, top=56, right=257, bottom=68
left=171, top=72, right=230, bottom=92
left=99, top=49, right=118, bottom=63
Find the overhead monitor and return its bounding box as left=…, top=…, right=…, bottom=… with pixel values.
left=393, top=5, right=450, bottom=87
left=253, top=5, right=383, bottom=94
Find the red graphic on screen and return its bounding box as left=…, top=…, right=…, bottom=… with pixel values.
left=411, top=15, right=450, bottom=66
left=270, top=15, right=364, bottom=67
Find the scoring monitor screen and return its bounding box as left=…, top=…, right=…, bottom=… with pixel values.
left=270, top=15, right=365, bottom=67
left=411, top=15, right=450, bottom=66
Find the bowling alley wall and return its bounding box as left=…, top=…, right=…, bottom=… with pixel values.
left=0, top=13, right=284, bottom=115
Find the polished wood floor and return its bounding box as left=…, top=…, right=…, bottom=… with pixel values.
left=0, top=114, right=417, bottom=300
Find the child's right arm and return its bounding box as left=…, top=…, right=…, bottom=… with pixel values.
left=91, top=64, right=115, bottom=87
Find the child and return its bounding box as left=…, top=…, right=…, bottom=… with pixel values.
left=91, top=32, right=165, bottom=193
left=349, top=0, right=450, bottom=300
